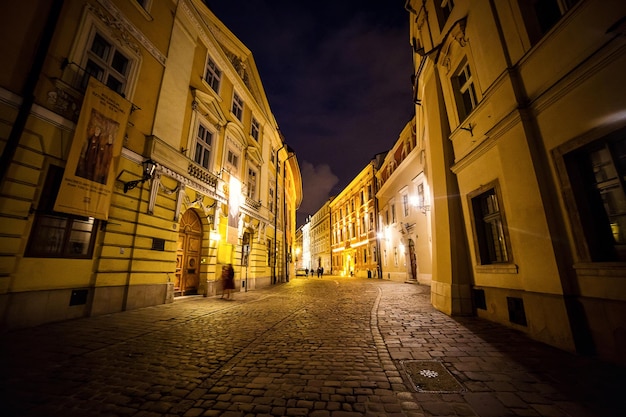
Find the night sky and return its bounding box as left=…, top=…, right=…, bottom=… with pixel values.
left=205, top=1, right=414, bottom=226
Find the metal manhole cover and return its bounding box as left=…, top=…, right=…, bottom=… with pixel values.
left=400, top=360, right=465, bottom=393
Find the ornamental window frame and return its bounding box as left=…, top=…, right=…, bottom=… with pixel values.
left=68, top=9, right=141, bottom=99
left=192, top=120, right=215, bottom=171
left=452, top=58, right=478, bottom=123
left=468, top=181, right=512, bottom=265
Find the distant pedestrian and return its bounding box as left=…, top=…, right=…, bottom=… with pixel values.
left=221, top=264, right=235, bottom=299
left=320, top=267, right=324, bottom=278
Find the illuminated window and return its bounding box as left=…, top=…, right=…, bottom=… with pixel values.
left=204, top=57, right=222, bottom=92
left=470, top=184, right=510, bottom=264
left=232, top=92, right=243, bottom=121
left=26, top=166, right=98, bottom=258
left=562, top=128, right=626, bottom=261
left=452, top=60, right=478, bottom=122
left=402, top=194, right=409, bottom=217
left=269, top=187, right=274, bottom=213
left=194, top=123, right=213, bottom=169
left=417, top=183, right=425, bottom=209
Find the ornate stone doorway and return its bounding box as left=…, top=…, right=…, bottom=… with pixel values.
left=175, top=210, right=202, bottom=296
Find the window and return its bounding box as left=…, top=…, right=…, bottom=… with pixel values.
left=232, top=92, right=243, bottom=121
left=227, top=149, right=239, bottom=171
left=402, top=194, right=409, bottom=217
left=453, top=60, right=478, bottom=122
left=269, top=187, right=274, bottom=213
left=204, top=57, right=222, bottom=92
left=563, top=129, right=626, bottom=261
left=251, top=118, right=260, bottom=141
left=247, top=168, right=257, bottom=199
left=267, top=238, right=273, bottom=266
left=436, top=0, right=455, bottom=30
left=133, top=0, right=152, bottom=12
left=194, top=123, right=213, bottom=169
left=26, top=166, right=98, bottom=258
left=518, top=0, right=580, bottom=45
left=417, top=183, right=425, bottom=209
left=470, top=184, right=510, bottom=264
left=83, top=32, right=130, bottom=95
left=391, top=204, right=396, bottom=223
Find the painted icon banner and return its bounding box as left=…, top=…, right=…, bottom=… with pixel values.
left=54, top=77, right=131, bottom=219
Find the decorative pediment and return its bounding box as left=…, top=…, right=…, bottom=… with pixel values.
left=192, top=88, right=227, bottom=128
left=436, top=18, right=468, bottom=72
left=246, top=145, right=263, bottom=167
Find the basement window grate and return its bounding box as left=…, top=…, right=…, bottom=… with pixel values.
left=151, top=238, right=165, bottom=251
left=507, top=296, right=527, bottom=326
left=473, top=288, right=486, bottom=310
left=69, top=289, right=88, bottom=306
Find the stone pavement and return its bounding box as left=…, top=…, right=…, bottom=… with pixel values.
left=1, top=277, right=625, bottom=417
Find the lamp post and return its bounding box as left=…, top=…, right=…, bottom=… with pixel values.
left=123, top=159, right=157, bottom=193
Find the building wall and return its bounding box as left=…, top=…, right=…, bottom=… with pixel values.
left=0, top=0, right=301, bottom=330
left=309, top=200, right=332, bottom=274
left=408, top=0, right=626, bottom=363
left=376, top=118, right=433, bottom=285
left=330, top=164, right=379, bottom=278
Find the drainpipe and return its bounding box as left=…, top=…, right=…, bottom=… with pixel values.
left=372, top=160, right=383, bottom=279
left=273, top=143, right=284, bottom=284
left=283, top=150, right=296, bottom=283
left=0, top=0, right=64, bottom=186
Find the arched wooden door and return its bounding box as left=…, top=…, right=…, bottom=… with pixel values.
left=408, top=238, right=418, bottom=281
left=175, top=210, right=202, bottom=296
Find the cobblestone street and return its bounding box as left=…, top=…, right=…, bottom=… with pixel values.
left=2, top=277, right=625, bottom=417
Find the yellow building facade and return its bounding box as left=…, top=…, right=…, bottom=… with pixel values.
left=330, top=163, right=381, bottom=278
left=309, top=199, right=332, bottom=275
left=376, top=118, right=433, bottom=284
left=0, top=0, right=301, bottom=329
left=408, top=0, right=626, bottom=364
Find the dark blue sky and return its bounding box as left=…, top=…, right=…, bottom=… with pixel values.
left=206, top=1, right=414, bottom=226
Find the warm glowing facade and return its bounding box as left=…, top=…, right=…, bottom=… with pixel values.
left=330, top=163, right=381, bottom=278
left=376, top=118, right=433, bottom=284
left=309, top=198, right=333, bottom=275
left=407, top=0, right=626, bottom=364
left=0, top=0, right=301, bottom=329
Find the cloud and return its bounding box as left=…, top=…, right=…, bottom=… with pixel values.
left=208, top=0, right=413, bottom=225
left=297, top=161, right=339, bottom=223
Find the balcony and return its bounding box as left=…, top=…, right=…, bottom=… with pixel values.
left=40, top=60, right=89, bottom=122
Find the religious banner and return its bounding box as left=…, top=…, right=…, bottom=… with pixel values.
left=54, top=77, right=131, bottom=219
left=227, top=176, right=241, bottom=245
